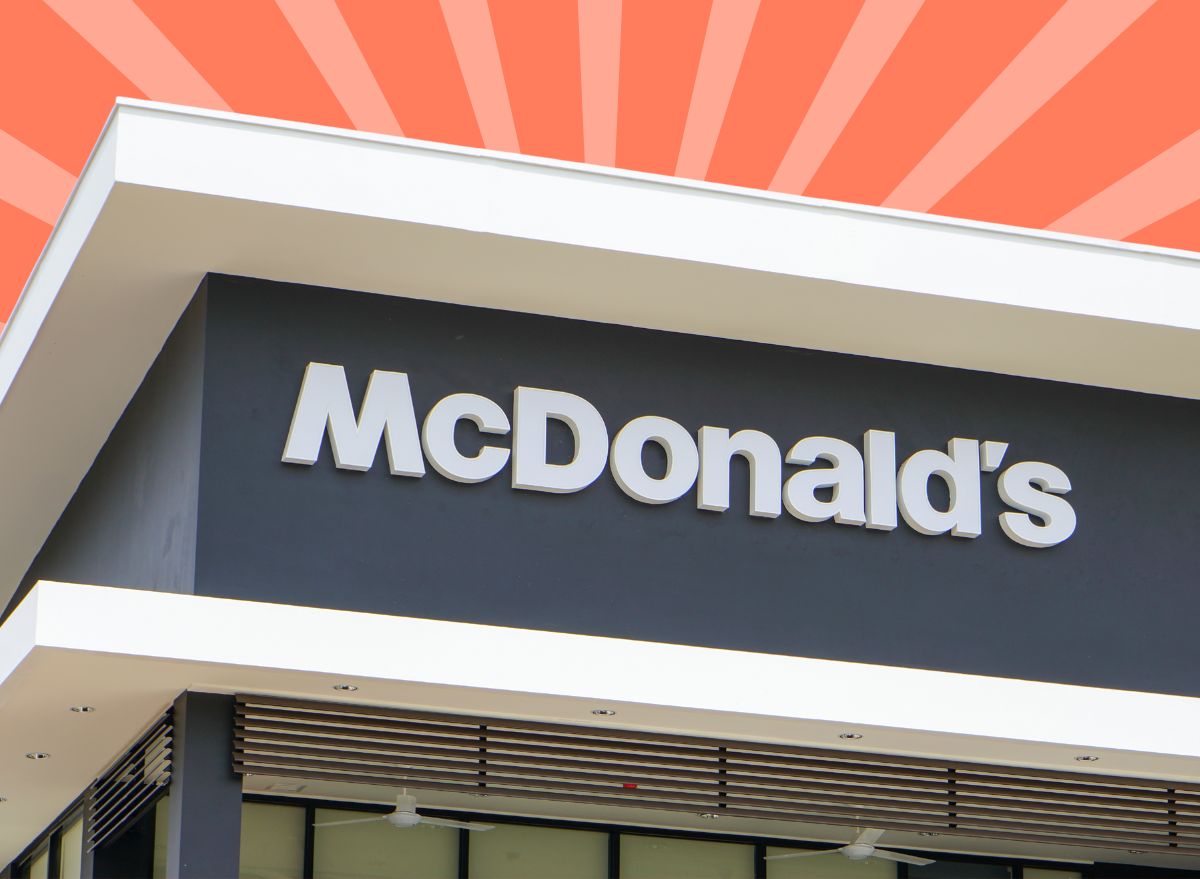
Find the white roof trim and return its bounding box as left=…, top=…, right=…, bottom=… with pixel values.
left=4, top=581, right=1200, bottom=866
left=0, top=98, right=1197, bottom=612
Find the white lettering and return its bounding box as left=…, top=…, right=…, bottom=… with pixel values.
left=897, top=438, right=981, bottom=538
left=611, top=416, right=699, bottom=505
left=281, top=364, right=1075, bottom=549
left=998, top=461, right=1076, bottom=548
left=783, top=436, right=866, bottom=525
left=421, top=393, right=510, bottom=483
left=697, top=427, right=781, bottom=518
left=863, top=429, right=897, bottom=531
left=281, top=363, right=424, bottom=476
left=511, top=386, right=609, bottom=493
left=980, top=440, right=1009, bottom=473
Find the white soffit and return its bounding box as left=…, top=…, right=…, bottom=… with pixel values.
left=1, top=99, right=1199, bottom=612
left=4, top=581, right=1200, bottom=868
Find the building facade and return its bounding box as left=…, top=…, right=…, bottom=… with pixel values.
left=2, top=100, right=1200, bottom=878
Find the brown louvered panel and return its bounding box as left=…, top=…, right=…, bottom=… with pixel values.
left=236, top=723, right=1198, bottom=821
left=233, top=695, right=1200, bottom=857
left=235, top=734, right=1200, bottom=835
left=234, top=749, right=1198, bottom=846
left=88, top=711, right=173, bottom=852
left=235, top=701, right=1200, bottom=805
left=238, top=697, right=1200, bottom=794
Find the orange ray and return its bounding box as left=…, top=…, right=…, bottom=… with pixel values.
left=1125, top=198, right=1200, bottom=254
left=488, top=0, right=583, bottom=163
left=884, top=0, right=1154, bottom=214
left=1048, top=129, right=1200, bottom=243
left=0, top=200, right=52, bottom=320
left=805, top=0, right=1064, bottom=208
left=274, top=0, right=400, bottom=135
left=43, top=0, right=227, bottom=109
left=928, top=0, right=1200, bottom=233
left=337, top=0, right=482, bottom=148
left=0, top=129, right=75, bottom=225
left=617, top=0, right=713, bottom=177
left=706, top=0, right=864, bottom=192
left=578, top=0, right=622, bottom=167
left=674, top=0, right=761, bottom=181
left=133, top=0, right=352, bottom=131
left=0, top=0, right=143, bottom=175
left=440, top=0, right=518, bottom=153
left=770, top=0, right=924, bottom=195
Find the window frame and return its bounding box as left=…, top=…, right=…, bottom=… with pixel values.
left=245, top=793, right=1156, bottom=879
left=10, top=798, right=82, bottom=879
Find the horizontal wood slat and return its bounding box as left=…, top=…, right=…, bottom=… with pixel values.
left=233, top=695, right=1200, bottom=857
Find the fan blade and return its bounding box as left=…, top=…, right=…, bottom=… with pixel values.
left=763, top=848, right=843, bottom=861
left=313, top=816, right=389, bottom=828
left=871, top=849, right=936, bottom=867
left=421, top=816, right=495, bottom=831
left=854, top=827, right=887, bottom=846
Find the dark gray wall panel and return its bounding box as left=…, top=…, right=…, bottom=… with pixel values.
left=9, top=288, right=206, bottom=616
left=165, top=693, right=242, bottom=879
left=186, top=275, right=1199, bottom=695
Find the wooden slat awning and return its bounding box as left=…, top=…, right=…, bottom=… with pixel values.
left=234, top=695, right=1200, bottom=858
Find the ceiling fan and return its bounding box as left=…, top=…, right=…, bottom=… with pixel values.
left=313, top=791, right=495, bottom=832
left=765, top=828, right=935, bottom=867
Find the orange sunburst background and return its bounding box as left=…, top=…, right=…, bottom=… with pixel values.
left=3, top=0, right=1199, bottom=323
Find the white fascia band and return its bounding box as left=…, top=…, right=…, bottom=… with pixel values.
left=7, top=581, right=1200, bottom=768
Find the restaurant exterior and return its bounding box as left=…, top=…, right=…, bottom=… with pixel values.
left=2, top=100, right=1200, bottom=878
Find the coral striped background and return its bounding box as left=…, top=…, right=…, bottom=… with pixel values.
left=2, top=0, right=1199, bottom=322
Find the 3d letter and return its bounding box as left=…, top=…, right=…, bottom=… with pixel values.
left=421, top=393, right=511, bottom=483
left=864, top=429, right=897, bottom=531
left=997, top=461, right=1076, bottom=548
left=281, top=362, right=425, bottom=476
left=611, top=416, right=699, bottom=505
left=897, top=438, right=981, bottom=537
left=783, top=436, right=866, bottom=525
left=697, top=427, right=782, bottom=518
left=511, top=386, right=609, bottom=493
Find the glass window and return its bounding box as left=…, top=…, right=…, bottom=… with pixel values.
left=765, top=848, right=895, bottom=878
left=313, top=807, right=457, bottom=879
left=1024, top=871, right=1082, bottom=879
left=58, top=818, right=84, bottom=879
left=622, top=834, right=753, bottom=879
left=469, top=823, right=606, bottom=879
left=28, top=849, right=50, bottom=879
left=240, top=802, right=306, bottom=879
